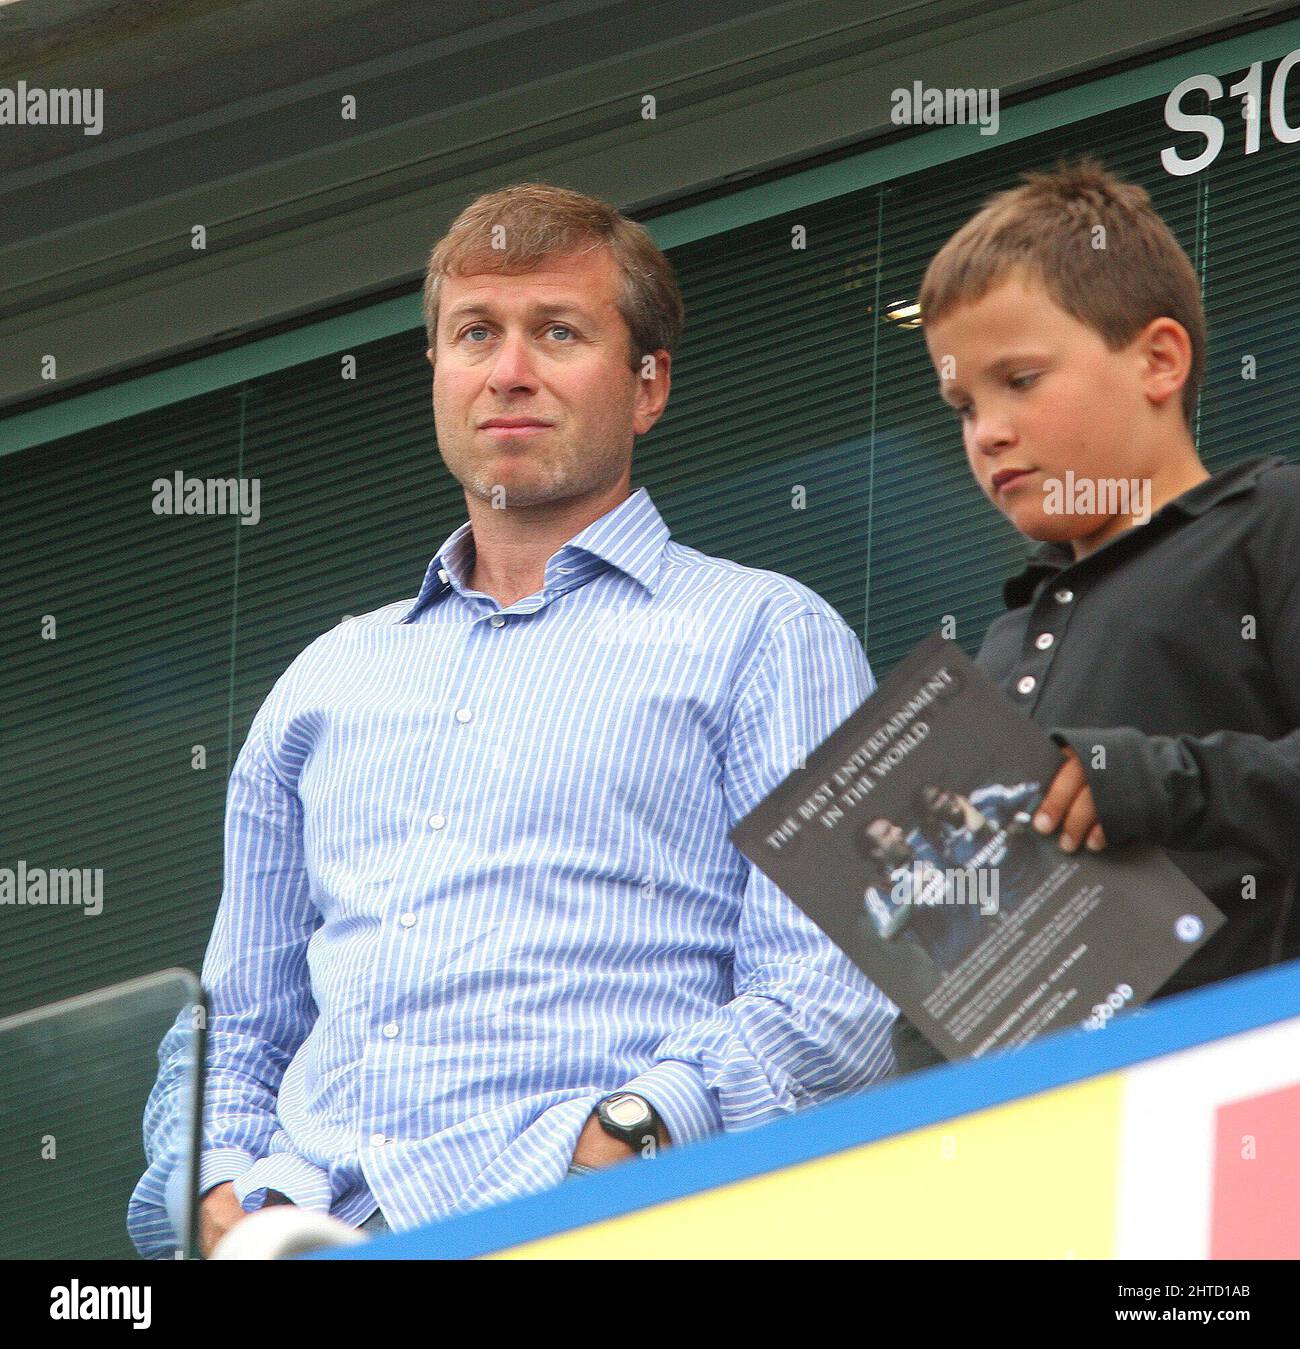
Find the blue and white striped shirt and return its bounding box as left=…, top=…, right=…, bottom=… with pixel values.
left=129, top=485, right=896, bottom=1257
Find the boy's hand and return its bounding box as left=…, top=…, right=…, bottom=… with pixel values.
left=1033, top=747, right=1107, bottom=853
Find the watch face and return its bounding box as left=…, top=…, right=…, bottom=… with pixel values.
left=606, top=1094, right=649, bottom=1127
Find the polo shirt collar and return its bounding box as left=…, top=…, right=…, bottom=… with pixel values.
left=1001, top=455, right=1285, bottom=609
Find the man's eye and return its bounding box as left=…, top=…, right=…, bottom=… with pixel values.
left=1010, top=372, right=1039, bottom=390
left=548, top=324, right=574, bottom=340
left=462, top=326, right=490, bottom=342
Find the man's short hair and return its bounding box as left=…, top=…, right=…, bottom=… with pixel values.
left=423, top=181, right=685, bottom=373
left=919, top=156, right=1206, bottom=426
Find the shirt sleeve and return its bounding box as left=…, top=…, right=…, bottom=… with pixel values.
left=1049, top=514, right=1300, bottom=871
left=127, top=690, right=324, bottom=1258
left=1049, top=724, right=1300, bottom=871
left=615, top=610, right=897, bottom=1147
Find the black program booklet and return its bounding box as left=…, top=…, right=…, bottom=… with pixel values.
left=730, top=633, right=1225, bottom=1061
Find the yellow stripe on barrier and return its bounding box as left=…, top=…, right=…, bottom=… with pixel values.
left=494, top=1072, right=1124, bottom=1259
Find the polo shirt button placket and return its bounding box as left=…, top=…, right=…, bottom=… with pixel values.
left=1014, top=581, right=1071, bottom=705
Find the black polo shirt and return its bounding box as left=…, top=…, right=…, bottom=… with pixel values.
left=891, top=453, right=1300, bottom=1073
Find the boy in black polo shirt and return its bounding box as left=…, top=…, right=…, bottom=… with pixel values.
left=892, top=157, right=1300, bottom=1073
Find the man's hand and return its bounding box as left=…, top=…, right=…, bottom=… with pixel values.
left=1033, top=746, right=1107, bottom=853
left=198, top=1182, right=249, bottom=1258
left=570, top=1111, right=672, bottom=1169
left=198, top=1183, right=294, bottom=1258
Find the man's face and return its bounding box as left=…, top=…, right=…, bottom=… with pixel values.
left=867, top=819, right=908, bottom=865
left=429, top=247, right=669, bottom=509
left=925, top=788, right=965, bottom=826
left=924, top=270, right=1162, bottom=548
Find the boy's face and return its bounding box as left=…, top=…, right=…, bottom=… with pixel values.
left=924, top=270, right=1159, bottom=549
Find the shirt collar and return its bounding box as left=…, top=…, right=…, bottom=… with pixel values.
left=1162, top=453, right=1285, bottom=517
left=1001, top=455, right=1286, bottom=609
left=399, top=485, right=672, bottom=622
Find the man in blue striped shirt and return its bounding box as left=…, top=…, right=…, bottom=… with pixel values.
left=129, top=183, right=895, bottom=1258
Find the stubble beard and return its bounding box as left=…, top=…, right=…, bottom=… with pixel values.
left=448, top=433, right=627, bottom=511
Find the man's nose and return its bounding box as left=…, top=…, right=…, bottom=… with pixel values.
left=486, top=332, right=540, bottom=395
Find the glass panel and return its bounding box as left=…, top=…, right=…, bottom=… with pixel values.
left=0, top=969, right=203, bottom=1260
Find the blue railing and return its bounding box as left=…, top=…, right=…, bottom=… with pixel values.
left=317, top=958, right=1300, bottom=1259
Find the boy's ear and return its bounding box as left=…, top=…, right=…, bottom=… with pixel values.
left=1138, top=316, right=1192, bottom=411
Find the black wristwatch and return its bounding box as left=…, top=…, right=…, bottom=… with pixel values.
left=595, top=1092, right=663, bottom=1152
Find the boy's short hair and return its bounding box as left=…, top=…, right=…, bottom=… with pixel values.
left=919, top=156, right=1206, bottom=426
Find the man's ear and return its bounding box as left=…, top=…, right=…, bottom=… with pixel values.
left=425, top=347, right=435, bottom=367
left=632, top=348, right=672, bottom=436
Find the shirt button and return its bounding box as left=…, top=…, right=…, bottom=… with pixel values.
left=370, top=1132, right=387, bottom=1148
left=399, top=912, right=416, bottom=928
left=427, top=813, right=446, bottom=830
left=454, top=708, right=472, bottom=724
left=1054, top=588, right=1073, bottom=604
left=1017, top=675, right=1036, bottom=695
left=437, top=569, right=449, bottom=584
left=1034, top=632, right=1054, bottom=650
left=489, top=615, right=506, bottom=628
left=382, top=1022, right=399, bottom=1038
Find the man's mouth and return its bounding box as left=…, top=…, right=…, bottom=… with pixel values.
left=479, top=418, right=554, bottom=439
left=991, top=467, right=1034, bottom=494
